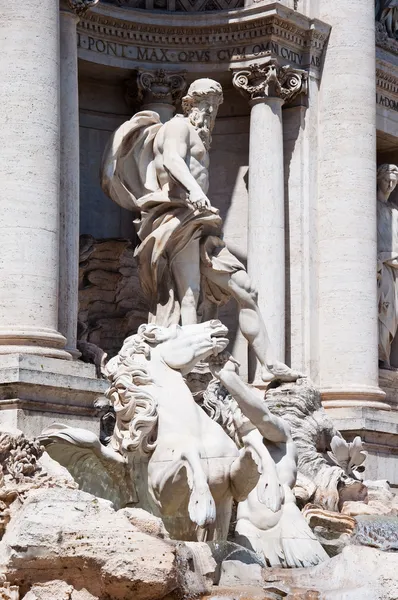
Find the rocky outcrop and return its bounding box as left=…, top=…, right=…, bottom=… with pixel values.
left=264, top=545, right=398, bottom=600
left=0, top=429, right=217, bottom=600
left=0, top=488, right=179, bottom=600
left=78, top=235, right=149, bottom=360
left=22, top=581, right=97, bottom=600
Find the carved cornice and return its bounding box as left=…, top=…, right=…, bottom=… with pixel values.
left=76, top=4, right=329, bottom=75
left=80, top=13, right=328, bottom=51
left=232, top=59, right=307, bottom=103
left=79, top=7, right=329, bottom=53
left=376, top=67, right=398, bottom=97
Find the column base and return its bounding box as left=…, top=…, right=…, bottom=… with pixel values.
left=0, top=326, right=71, bottom=360
left=321, top=384, right=389, bottom=410
left=0, top=354, right=108, bottom=438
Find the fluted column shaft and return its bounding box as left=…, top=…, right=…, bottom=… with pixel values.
left=0, top=0, right=69, bottom=358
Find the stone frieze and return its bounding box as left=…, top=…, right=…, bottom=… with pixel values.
left=77, top=3, right=330, bottom=74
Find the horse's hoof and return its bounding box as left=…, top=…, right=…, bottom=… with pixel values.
left=188, top=485, right=216, bottom=527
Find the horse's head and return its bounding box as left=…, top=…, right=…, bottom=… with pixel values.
left=138, top=320, right=229, bottom=375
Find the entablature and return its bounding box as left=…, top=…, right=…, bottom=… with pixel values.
left=77, top=2, right=330, bottom=77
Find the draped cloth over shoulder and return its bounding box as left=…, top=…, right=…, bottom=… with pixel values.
left=101, top=111, right=245, bottom=326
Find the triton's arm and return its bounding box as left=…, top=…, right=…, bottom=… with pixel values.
left=161, top=118, right=211, bottom=209
left=210, top=354, right=289, bottom=444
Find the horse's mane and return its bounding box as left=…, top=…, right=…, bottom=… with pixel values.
left=202, top=379, right=242, bottom=448
left=103, top=324, right=166, bottom=456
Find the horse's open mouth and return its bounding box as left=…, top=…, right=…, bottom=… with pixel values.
left=210, top=327, right=229, bottom=353
left=210, top=327, right=229, bottom=340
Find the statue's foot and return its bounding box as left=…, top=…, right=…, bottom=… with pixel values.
left=261, top=361, right=302, bottom=383
left=379, top=360, right=398, bottom=372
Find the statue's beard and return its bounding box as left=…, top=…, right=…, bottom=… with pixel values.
left=189, top=108, right=212, bottom=150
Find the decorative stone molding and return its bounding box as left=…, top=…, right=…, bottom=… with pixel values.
left=377, top=66, right=398, bottom=96
left=126, top=69, right=187, bottom=111
left=77, top=4, right=330, bottom=75
left=66, top=0, right=99, bottom=16
left=376, top=60, right=398, bottom=115
left=232, top=59, right=307, bottom=103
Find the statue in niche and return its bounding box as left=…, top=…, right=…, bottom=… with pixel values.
left=376, top=0, right=398, bottom=39
left=377, top=163, right=398, bottom=368
left=101, top=78, right=298, bottom=383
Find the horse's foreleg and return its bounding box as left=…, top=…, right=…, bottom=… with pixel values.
left=231, top=428, right=284, bottom=512
left=151, top=448, right=216, bottom=528
left=181, top=449, right=216, bottom=528
left=230, top=445, right=260, bottom=502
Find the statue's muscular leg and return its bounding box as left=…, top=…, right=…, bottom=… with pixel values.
left=204, top=268, right=300, bottom=382
left=171, top=238, right=201, bottom=326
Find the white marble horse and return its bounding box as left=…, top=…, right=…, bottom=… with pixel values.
left=41, top=321, right=265, bottom=541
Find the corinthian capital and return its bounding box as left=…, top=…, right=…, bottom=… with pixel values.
left=65, top=0, right=99, bottom=16
left=232, top=59, right=308, bottom=104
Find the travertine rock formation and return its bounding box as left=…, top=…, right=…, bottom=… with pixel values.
left=78, top=235, right=148, bottom=359
left=265, top=545, right=398, bottom=600
left=1, top=488, right=179, bottom=600
left=0, top=428, right=218, bottom=600
left=22, top=581, right=97, bottom=600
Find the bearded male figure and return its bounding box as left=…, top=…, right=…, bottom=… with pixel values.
left=101, top=78, right=297, bottom=382
left=377, top=163, right=398, bottom=368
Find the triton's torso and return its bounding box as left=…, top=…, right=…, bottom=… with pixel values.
left=154, top=115, right=210, bottom=198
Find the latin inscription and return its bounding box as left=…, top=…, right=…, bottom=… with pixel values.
left=377, top=92, right=398, bottom=113
left=77, top=32, right=320, bottom=67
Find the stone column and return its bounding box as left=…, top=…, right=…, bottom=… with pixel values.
left=126, top=69, right=186, bottom=124
left=233, top=60, right=307, bottom=381
left=317, top=0, right=386, bottom=408
left=0, top=0, right=70, bottom=359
